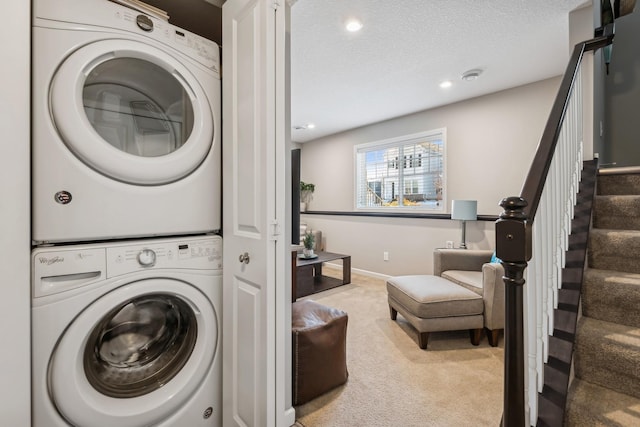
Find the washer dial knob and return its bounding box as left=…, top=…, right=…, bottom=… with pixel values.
left=137, top=249, right=156, bottom=267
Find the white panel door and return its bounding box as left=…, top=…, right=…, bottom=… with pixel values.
left=222, top=1, right=291, bottom=426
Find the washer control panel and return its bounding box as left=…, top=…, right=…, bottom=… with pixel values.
left=32, top=236, right=222, bottom=299
left=106, top=236, right=222, bottom=277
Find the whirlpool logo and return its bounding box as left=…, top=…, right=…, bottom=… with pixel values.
left=39, top=256, right=64, bottom=266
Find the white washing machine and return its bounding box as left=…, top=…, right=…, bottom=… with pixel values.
left=32, top=0, right=221, bottom=244
left=32, top=235, right=222, bottom=427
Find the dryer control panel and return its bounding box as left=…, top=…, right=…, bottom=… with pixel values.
left=115, top=8, right=220, bottom=73
left=33, top=0, right=220, bottom=74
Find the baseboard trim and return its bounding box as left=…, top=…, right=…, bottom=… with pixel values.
left=323, top=262, right=391, bottom=281
left=282, top=407, right=296, bottom=427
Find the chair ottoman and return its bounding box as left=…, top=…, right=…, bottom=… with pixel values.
left=292, top=300, right=349, bottom=405
left=386, top=275, right=484, bottom=349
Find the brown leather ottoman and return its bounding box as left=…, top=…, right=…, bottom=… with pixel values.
left=292, top=300, right=348, bottom=405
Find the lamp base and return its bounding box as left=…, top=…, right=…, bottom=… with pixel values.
left=460, top=220, right=468, bottom=249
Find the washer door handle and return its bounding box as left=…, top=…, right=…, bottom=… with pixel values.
left=238, top=252, right=250, bottom=264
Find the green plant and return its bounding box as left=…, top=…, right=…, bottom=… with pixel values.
left=300, top=181, right=315, bottom=204
left=300, top=181, right=315, bottom=192
left=302, top=231, right=315, bottom=250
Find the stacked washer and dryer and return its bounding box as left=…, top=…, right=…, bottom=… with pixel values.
left=31, top=0, right=223, bottom=426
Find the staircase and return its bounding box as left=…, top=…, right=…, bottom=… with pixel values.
left=564, top=171, right=640, bottom=425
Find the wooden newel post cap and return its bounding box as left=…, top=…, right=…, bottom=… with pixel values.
left=496, top=197, right=530, bottom=263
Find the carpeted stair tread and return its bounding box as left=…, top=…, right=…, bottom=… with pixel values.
left=588, top=229, right=640, bottom=274
left=594, top=195, right=640, bottom=230
left=564, top=378, right=640, bottom=426
left=583, top=268, right=640, bottom=328
left=597, top=173, right=640, bottom=195
left=557, top=171, right=640, bottom=426
left=574, top=317, right=640, bottom=399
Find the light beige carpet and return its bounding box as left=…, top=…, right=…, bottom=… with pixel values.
left=294, top=268, right=504, bottom=427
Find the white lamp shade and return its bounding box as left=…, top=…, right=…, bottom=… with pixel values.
left=451, top=200, right=477, bottom=221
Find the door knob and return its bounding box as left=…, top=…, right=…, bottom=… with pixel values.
left=238, top=252, right=250, bottom=264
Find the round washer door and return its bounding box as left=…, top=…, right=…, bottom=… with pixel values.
left=49, top=279, right=218, bottom=427
left=50, top=39, right=214, bottom=185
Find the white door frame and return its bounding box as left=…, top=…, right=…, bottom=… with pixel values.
left=222, top=0, right=293, bottom=425
left=275, top=1, right=294, bottom=424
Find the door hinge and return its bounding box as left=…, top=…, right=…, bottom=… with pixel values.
left=269, top=220, right=281, bottom=241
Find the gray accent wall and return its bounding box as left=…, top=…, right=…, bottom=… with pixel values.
left=604, top=9, right=640, bottom=167
left=299, top=77, right=561, bottom=276
left=592, top=0, right=607, bottom=161
left=571, top=4, right=596, bottom=159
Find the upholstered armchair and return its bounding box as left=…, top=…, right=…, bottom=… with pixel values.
left=433, top=249, right=505, bottom=346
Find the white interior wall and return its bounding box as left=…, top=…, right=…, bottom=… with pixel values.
left=301, top=215, right=495, bottom=277
left=301, top=77, right=561, bottom=216
left=0, top=0, right=31, bottom=425
left=299, top=77, right=561, bottom=276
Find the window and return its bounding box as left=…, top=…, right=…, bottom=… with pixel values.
left=355, top=129, right=445, bottom=211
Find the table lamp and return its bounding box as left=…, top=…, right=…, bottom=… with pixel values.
left=451, top=200, right=477, bottom=249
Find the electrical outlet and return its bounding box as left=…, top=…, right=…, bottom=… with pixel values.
left=383, top=251, right=389, bottom=261
left=446, top=241, right=454, bottom=249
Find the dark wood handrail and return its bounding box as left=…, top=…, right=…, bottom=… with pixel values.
left=520, top=31, right=614, bottom=225
left=496, top=27, right=614, bottom=427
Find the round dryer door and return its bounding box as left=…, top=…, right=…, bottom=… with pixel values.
left=50, top=39, right=214, bottom=185
left=48, top=279, right=218, bottom=427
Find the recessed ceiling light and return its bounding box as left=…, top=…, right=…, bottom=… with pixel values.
left=306, top=123, right=316, bottom=129
left=439, top=80, right=453, bottom=89
left=345, top=19, right=363, bottom=32
left=461, top=69, right=483, bottom=81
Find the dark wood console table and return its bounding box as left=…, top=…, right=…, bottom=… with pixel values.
left=293, top=251, right=351, bottom=300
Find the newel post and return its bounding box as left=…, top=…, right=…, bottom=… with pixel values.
left=496, top=197, right=530, bottom=427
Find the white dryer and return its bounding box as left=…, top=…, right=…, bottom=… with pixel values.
left=32, top=0, right=221, bottom=244
left=31, top=235, right=222, bottom=427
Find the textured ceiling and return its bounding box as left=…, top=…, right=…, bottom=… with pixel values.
left=291, top=0, right=589, bottom=143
